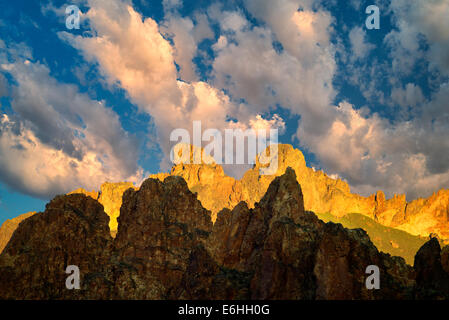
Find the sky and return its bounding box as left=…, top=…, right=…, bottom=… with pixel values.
left=0, top=0, right=448, bottom=224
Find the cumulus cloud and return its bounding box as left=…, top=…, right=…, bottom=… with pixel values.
left=0, top=57, right=143, bottom=198
left=249, top=114, right=286, bottom=133
left=0, top=73, right=8, bottom=97
left=160, top=12, right=214, bottom=81
left=211, top=0, right=337, bottom=139
left=208, top=0, right=449, bottom=199
left=386, top=0, right=449, bottom=77
left=55, top=0, right=449, bottom=201
left=313, top=94, right=449, bottom=199
left=59, top=0, right=281, bottom=173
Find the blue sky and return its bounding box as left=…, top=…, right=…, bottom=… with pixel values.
left=0, top=0, right=448, bottom=224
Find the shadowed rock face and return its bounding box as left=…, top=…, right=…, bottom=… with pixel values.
left=113, top=176, right=213, bottom=299
left=208, top=168, right=415, bottom=300
left=0, top=195, right=113, bottom=299
left=413, top=237, right=449, bottom=299
left=0, top=168, right=447, bottom=300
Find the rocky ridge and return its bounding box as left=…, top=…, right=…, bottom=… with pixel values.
left=0, top=168, right=448, bottom=299
left=68, top=182, right=136, bottom=235
left=150, top=144, right=449, bottom=241
left=0, top=211, right=36, bottom=254
left=1, top=144, right=448, bottom=263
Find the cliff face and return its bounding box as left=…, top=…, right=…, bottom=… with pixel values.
left=206, top=169, right=415, bottom=300
left=0, top=211, right=37, bottom=254
left=61, top=145, right=449, bottom=244
left=150, top=144, right=449, bottom=241
left=68, top=182, right=136, bottom=235
left=98, top=182, right=136, bottom=234
left=413, top=237, right=449, bottom=299
left=1, top=144, right=447, bottom=262
left=1, top=168, right=431, bottom=300
left=0, top=195, right=112, bottom=299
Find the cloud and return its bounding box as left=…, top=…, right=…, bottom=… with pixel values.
left=312, top=89, right=449, bottom=199
left=213, top=0, right=449, bottom=199
left=249, top=114, right=286, bottom=133
left=0, top=57, right=143, bottom=198
left=160, top=12, right=214, bottom=82
left=348, top=26, right=375, bottom=61
left=59, top=0, right=280, bottom=173
left=56, top=0, right=449, bottom=201
left=211, top=1, right=337, bottom=139
left=0, top=73, right=8, bottom=97
left=391, top=83, right=425, bottom=109
left=386, top=0, right=449, bottom=77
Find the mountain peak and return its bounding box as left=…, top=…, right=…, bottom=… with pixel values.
left=2, top=143, right=449, bottom=265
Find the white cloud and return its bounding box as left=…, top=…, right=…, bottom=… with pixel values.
left=249, top=114, right=286, bottom=133
left=312, top=94, right=449, bottom=199
left=348, top=26, right=375, bottom=60
left=386, top=0, right=449, bottom=77
left=213, top=0, right=449, bottom=200
left=60, top=0, right=276, bottom=173
left=211, top=0, right=337, bottom=140
left=56, top=0, right=449, bottom=201
left=0, top=58, right=143, bottom=198
left=160, top=12, right=214, bottom=82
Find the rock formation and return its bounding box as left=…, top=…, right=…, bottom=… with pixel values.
left=150, top=144, right=449, bottom=242
left=413, top=237, right=449, bottom=299
left=113, top=175, right=213, bottom=299
left=147, top=144, right=447, bottom=263
left=98, top=182, right=136, bottom=234
left=0, top=195, right=112, bottom=299
left=1, top=144, right=448, bottom=263
left=56, top=144, right=449, bottom=247
left=68, top=182, right=136, bottom=235
left=0, top=211, right=36, bottom=254
left=2, top=168, right=447, bottom=300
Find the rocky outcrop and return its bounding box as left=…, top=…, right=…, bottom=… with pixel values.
left=113, top=176, right=213, bottom=299
left=68, top=188, right=99, bottom=200
left=98, top=182, right=136, bottom=234
left=1, top=144, right=447, bottom=263
left=68, top=182, right=136, bottom=235
left=151, top=144, right=449, bottom=250
left=0, top=195, right=113, bottom=299
left=2, top=168, right=437, bottom=300
left=398, top=190, right=449, bottom=240
left=0, top=175, right=215, bottom=300
left=0, top=211, right=36, bottom=254
left=413, top=237, right=449, bottom=299
left=208, top=168, right=415, bottom=300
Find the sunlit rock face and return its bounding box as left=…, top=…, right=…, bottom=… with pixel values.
left=1, top=143, right=448, bottom=263
left=0, top=169, right=425, bottom=300
left=149, top=144, right=365, bottom=222
left=0, top=211, right=36, bottom=254
left=98, top=182, right=136, bottom=233
left=60, top=144, right=449, bottom=244
left=150, top=144, right=449, bottom=241
left=68, top=182, right=136, bottom=235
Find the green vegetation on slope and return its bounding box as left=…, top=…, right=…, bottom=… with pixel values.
left=315, top=212, right=427, bottom=265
